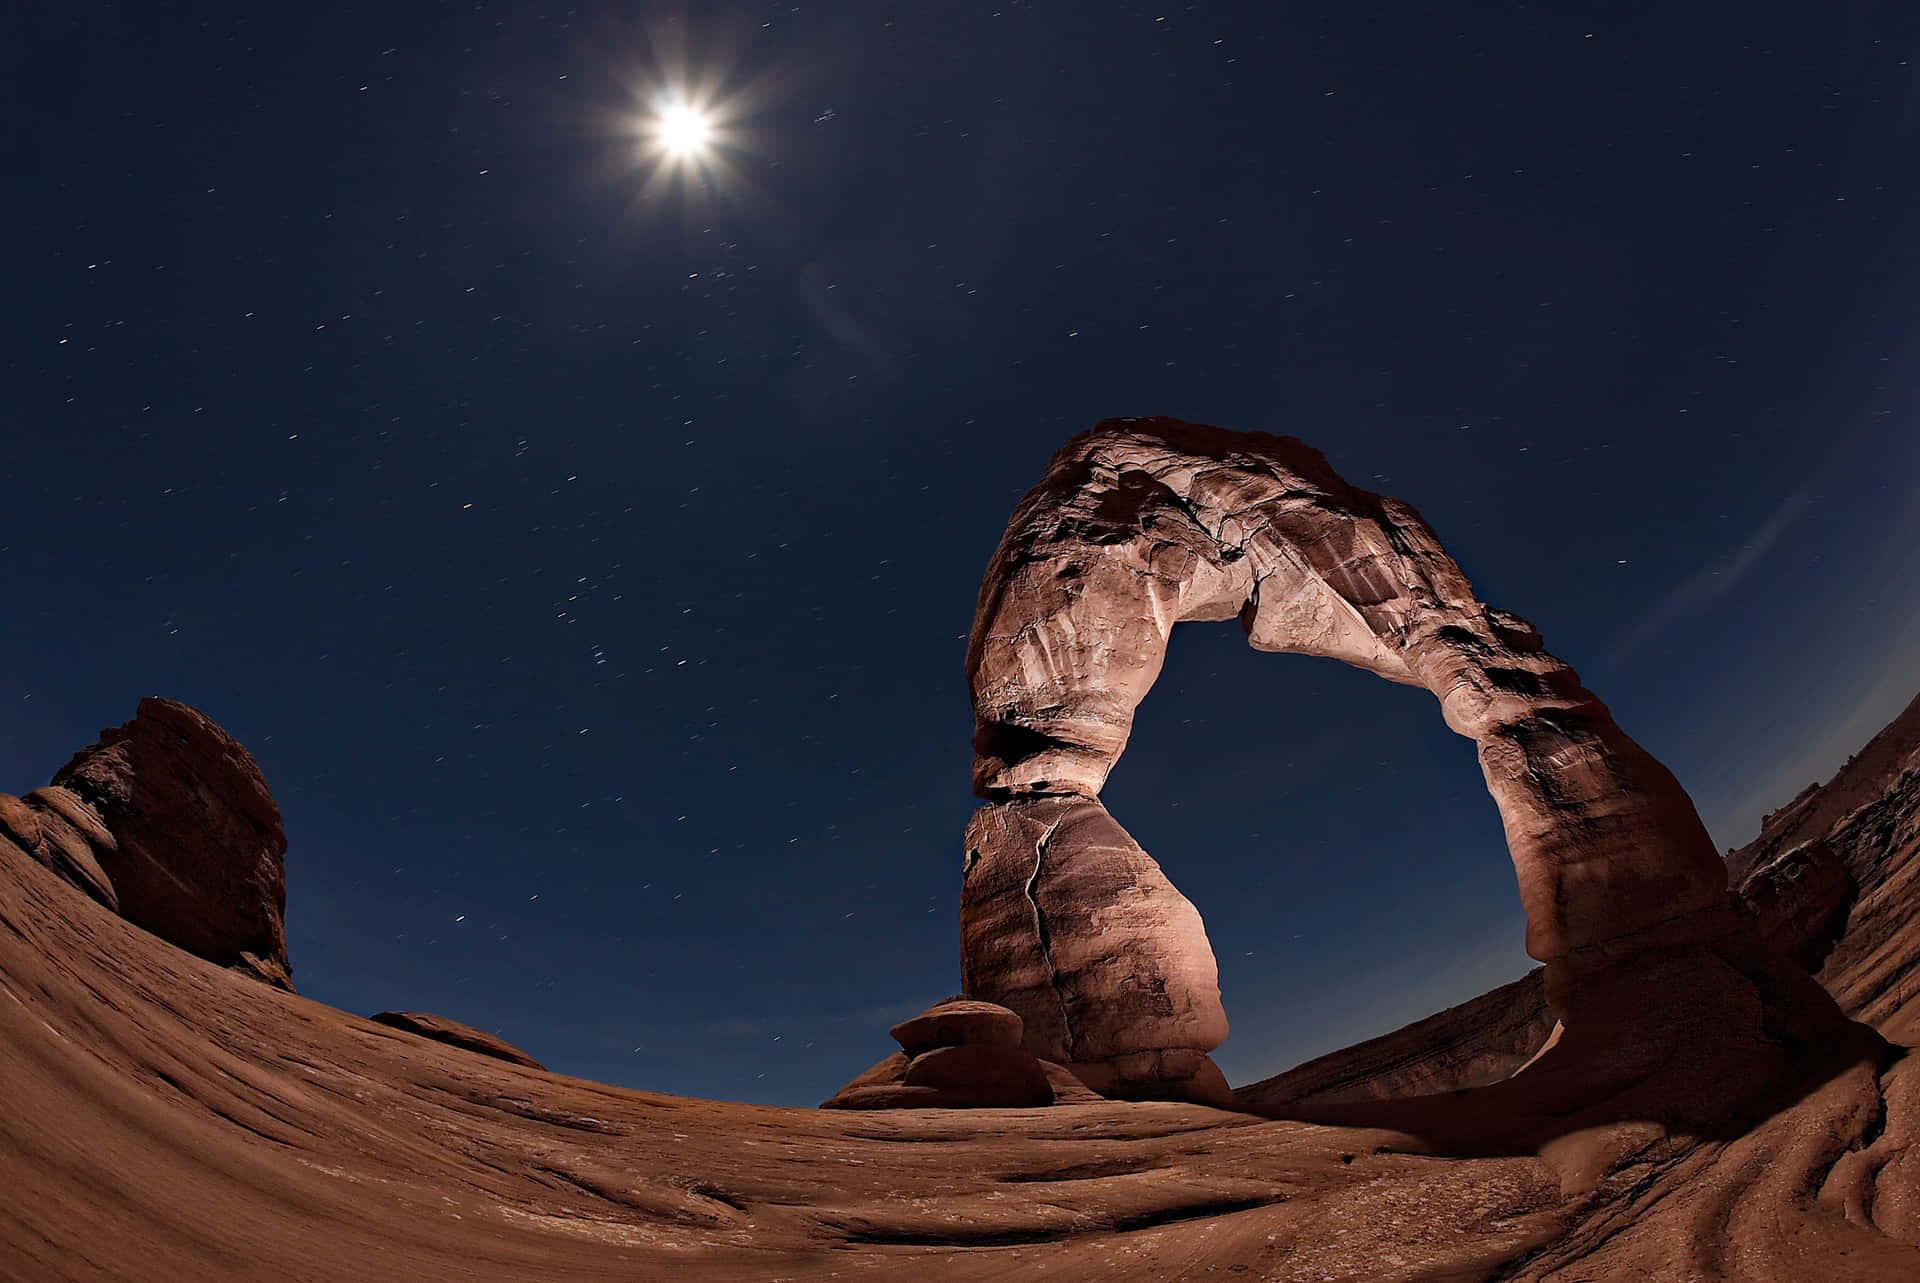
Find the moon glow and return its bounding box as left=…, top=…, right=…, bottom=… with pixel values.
left=655, top=102, right=715, bottom=160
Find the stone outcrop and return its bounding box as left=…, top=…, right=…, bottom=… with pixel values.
left=1726, top=691, right=1920, bottom=888
left=0, top=788, right=120, bottom=912
left=369, top=1012, right=545, bottom=1070
left=962, top=418, right=1848, bottom=1105
left=0, top=697, right=292, bottom=989
left=1736, top=839, right=1857, bottom=973
left=822, top=997, right=1083, bottom=1109
left=1721, top=691, right=1920, bottom=1044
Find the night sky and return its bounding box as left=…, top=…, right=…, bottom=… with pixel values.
left=9, top=2, right=1920, bottom=1106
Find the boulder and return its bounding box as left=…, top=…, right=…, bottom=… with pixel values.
left=902, top=1044, right=1051, bottom=1103
left=51, top=697, right=291, bottom=988
left=889, top=998, right=1023, bottom=1057
left=822, top=999, right=1059, bottom=1110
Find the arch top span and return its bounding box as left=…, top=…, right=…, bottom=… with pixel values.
left=959, top=422, right=1733, bottom=1094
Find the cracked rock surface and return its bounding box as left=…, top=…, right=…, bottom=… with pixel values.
left=960, top=795, right=1230, bottom=1101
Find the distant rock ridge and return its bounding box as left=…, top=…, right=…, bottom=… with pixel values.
left=1235, top=970, right=1556, bottom=1113
left=1726, top=690, right=1920, bottom=888
left=1730, top=691, right=1920, bottom=1043
left=961, top=417, right=1852, bottom=1110
left=1, top=697, right=291, bottom=989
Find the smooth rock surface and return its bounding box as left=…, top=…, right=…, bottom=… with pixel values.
left=903, top=1044, right=1052, bottom=1102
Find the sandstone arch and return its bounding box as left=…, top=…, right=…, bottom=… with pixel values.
left=958, top=418, right=1779, bottom=1103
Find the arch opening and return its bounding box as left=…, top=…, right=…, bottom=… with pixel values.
left=959, top=418, right=1742, bottom=1104
left=1097, top=622, right=1532, bottom=1093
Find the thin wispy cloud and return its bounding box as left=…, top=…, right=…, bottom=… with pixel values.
left=1607, top=492, right=1808, bottom=663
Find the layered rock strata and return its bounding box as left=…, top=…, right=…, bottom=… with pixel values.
left=370, top=1012, right=546, bottom=1070
left=1730, top=691, right=1920, bottom=1043
left=962, top=417, right=1846, bottom=1104
left=822, top=997, right=1099, bottom=1109
left=2, top=697, right=292, bottom=989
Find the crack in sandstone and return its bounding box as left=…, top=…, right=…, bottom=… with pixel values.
left=1024, top=811, right=1076, bottom=1063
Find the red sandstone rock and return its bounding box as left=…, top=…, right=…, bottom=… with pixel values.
left=1723, top=691, right=1920, bottom=1044
left=826, top=999, right=1055, bottom=1109
left=0, top=790, right=118, bottom=911
left=961, top=796, right=1226, bottom=1070
left=1064, top=1049, right=1239, bottom=1110
left=49, top=697, right=291, bottom=989
left=1737, top=839, right=1857, bottom=973
left=902, top=1044, right=1051, bottom=1101
left=819, top=1051, right=912, bottom=1106
left=962, top=418, right=1833, bottom=1101
left=1038, top=1059, right=1105, bottom=1104
left=819, top=1082, right=1051, bottom=1110
left=4, top=809, right=1918, bottom=1278
left=889, top=998, right=1023, bottom=1056
left=1726, top=691, right=1920, bottom=888
left=4, top=700, right=1920, bottom=1278
left=823, top=1040, right=1106, bottom=1111
left=369, top=1011, right=545, bottom=1070
left=968, top=418, right=1726, bottom=957
left=1237, top=723, right=1908, bottom=1117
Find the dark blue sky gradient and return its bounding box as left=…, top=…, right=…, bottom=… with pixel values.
left=7, top=2, right=1920, bottom=1103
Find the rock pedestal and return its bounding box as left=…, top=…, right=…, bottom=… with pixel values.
left=960, top=797, right=1233, bottom=1105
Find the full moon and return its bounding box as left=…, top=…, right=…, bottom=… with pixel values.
left=655, top=102, right=714, bottom=160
